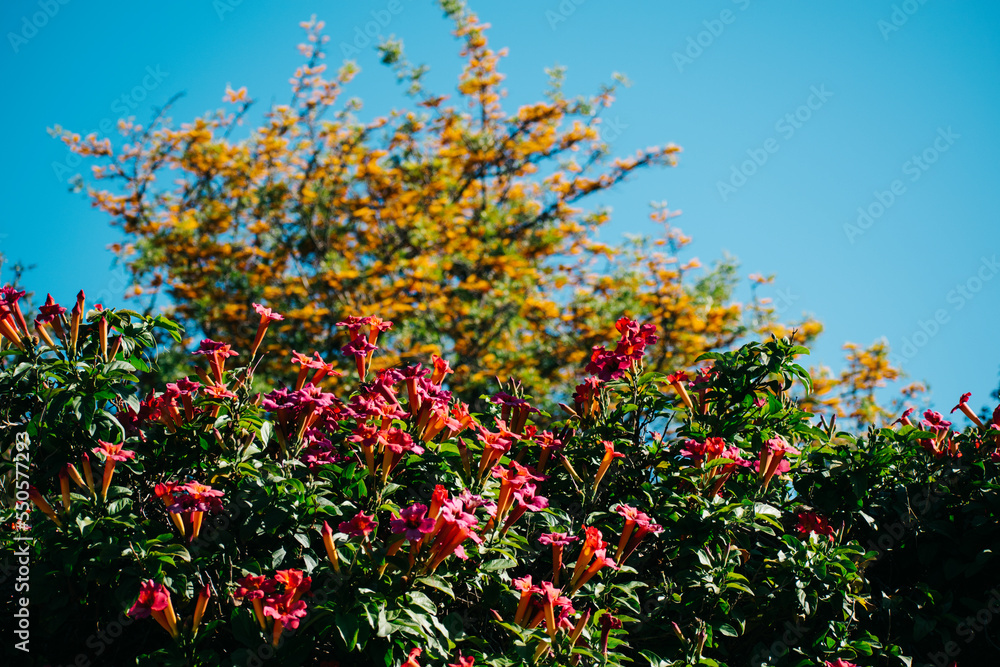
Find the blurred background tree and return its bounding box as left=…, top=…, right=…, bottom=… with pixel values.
left=57, top=1, right=838, bottom=407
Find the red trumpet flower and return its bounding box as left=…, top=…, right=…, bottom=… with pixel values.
left=599, top=613, right=623, bottom=656
left=234, top=574, right=277, bottom=630
left=539, top=532, right=578, bottom=584
left=592, top=440, right=625, bottom=491
left=34, top=293, right=67, bottom=347
left=572, top=376, right=602, bottom=419
left=128, top=580, right=178, bottom=638
left=320, top=520, right=341, bottom=573
left=336, top=315, right=392, bottom=380
left=511, top=575, right=541, bottom=626
left=91, top=440, right=136, bottom=501
left=193, top=339, right=239, bottom=384
left=400, top=648, right=422, bottom=667
left=27, top=486, right=62, bottom=527
left=796, top=510, right=835, bottom=540
left=430, top=353, right=454, bottom=385
left=250, top=302, right=284, bottom=358
left=192, top=585, right=212, bottom=636
left=758, top=436, right=799, bottom=489
left=570, top=526, right=607, bottom=587
left=69, top=290, right=85, bottom=353
left=666, top=371, right=694, bottom=410
left=951, top=392, right=984, bottom=428
left=570, top=549, right=618, bottom=594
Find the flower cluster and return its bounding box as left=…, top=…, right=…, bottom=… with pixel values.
left=234, top=569, right=311, bottom=646
left=15, top=275, right=979, bottom=667
left=154, top=480, right=226, bottom=542
left=796, top=510, right=836, bottom=540
left=585, top=317, right=659, bottom=382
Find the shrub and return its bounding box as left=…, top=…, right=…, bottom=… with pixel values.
left=2, top=286, right=998, bottom=667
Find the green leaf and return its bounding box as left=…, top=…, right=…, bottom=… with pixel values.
left=336, top=609, right=361, bottom=651
left=154, top=544, right=191, bottom=563
left=75, top=516, right=95, bottom=537
left=415, top=575, right=455, bottom=599
left=104, top=360, right=137, bottom=375
left=406, top=591, right=437, bottom=615
left=726, top=582, right=754, bottom=595
left=376, top=608, right=395, bottom=637
left=717, top=623, right=738, bottom=637
left=482, top=557, right=517, bottom=571
left=303, top=552, right=318, bottom=574
left=127, top=355, right=150, bottom=372
left=639, top=649, right=669, bottom=666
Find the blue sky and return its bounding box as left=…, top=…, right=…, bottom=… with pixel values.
left=1, top=0, right=998, bottom=418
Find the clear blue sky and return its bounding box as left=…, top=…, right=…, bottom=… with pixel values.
left=2, top=0, right=998, bottom=418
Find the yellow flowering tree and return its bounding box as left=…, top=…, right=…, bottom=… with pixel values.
left=57, top=1, right=816, bottom=401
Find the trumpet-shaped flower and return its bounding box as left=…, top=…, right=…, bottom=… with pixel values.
left=321, top=521, right=341, bottom=572
left=263, top=594, right=308, bottom=645
left=512, top=574, right=541, bottom=625
left=592, top=440, right=625, bottom=491
left=758, top=436, right=799, bottom=489
left=235, top=574, right=276, bottom=601
left=679, top=437, right=726, bottom=465
left=127, top=580, right=177, bottom=637
left=27, top=486, right=62, bottom=527
left=91, top=440, right=136, bottom=501
left=193, top=338, right=239, bottom=383
left=400, top=648, right=422, bottom=667
left=430, top=354, right=454, bottom=385
left=572, top=376, right=602, bottom=419
left=340, top=511, right=378, bottom=539
left=796, top=510, right=835, bottom=540
left=391, top=503, right=436, bottom=541
left=599, top=614, right=623, bottom=655
left=951, top=392, right=984, bottom=427
left=250, top=302, right=284, bottom=358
